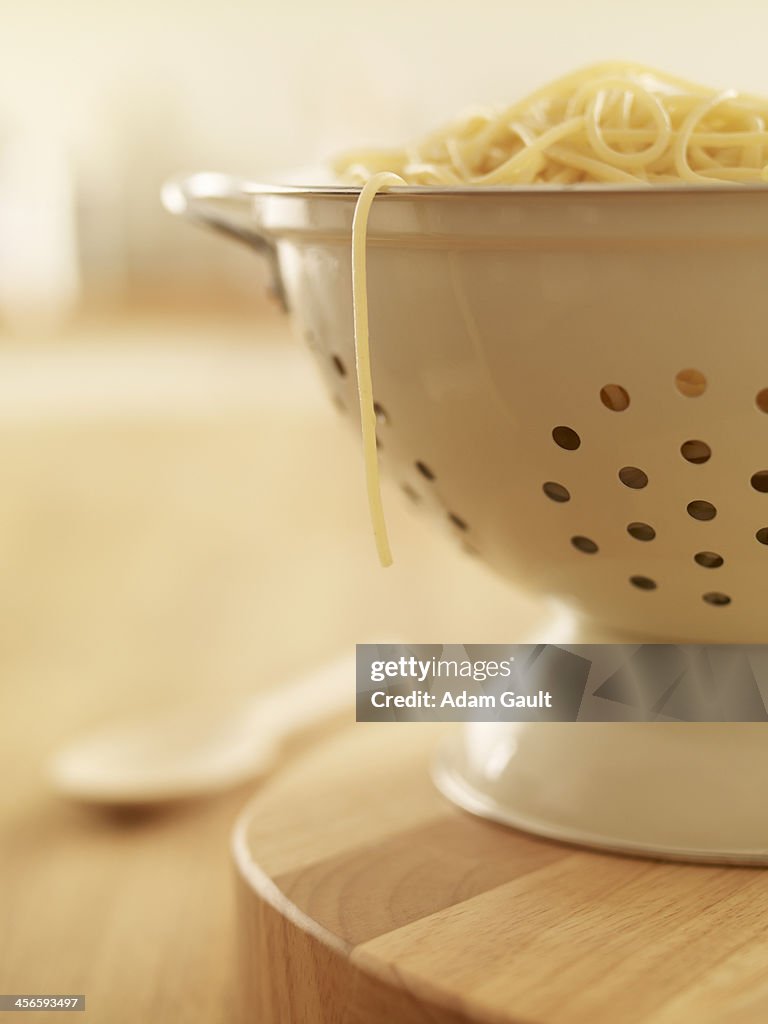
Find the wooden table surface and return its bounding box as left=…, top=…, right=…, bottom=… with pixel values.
left=0, top=313, right=543, bottom=1023
left=237, top=722, right=768, bottom=1024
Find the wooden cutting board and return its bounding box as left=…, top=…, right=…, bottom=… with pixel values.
left=233, top=722, right=768, bottom=1024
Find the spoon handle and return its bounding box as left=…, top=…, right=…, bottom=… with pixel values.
left=249, top=650, right=358, bottom=738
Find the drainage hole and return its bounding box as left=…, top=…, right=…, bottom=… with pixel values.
left=571, top=536, right=598, bottom=554
left=751, top=471, right=768, bottom=493
left=600, top=384, right=630, bottom=411
left=681, top=440, right=711, bottom=464
left=619, top=466, right=648, bottom=489
left=331, top=354, right=347, bottom=377
left=630, top=575, right=657, bottom=590
left=448, top=512, right=468, bottom=531
left=687, top=500, right=717, bottom=521
left=694, top=551, right=724, bottom=568
left=415, top=460, right=435, bottom=481
left=757, top=528, right=768, bottom=545
left=542, top=481, right=570, bottom=503
left=703, top=592, right=731, bottom=606
left=627, top=522, right=656, bottom=541
left=675, top=368, right=707, bottom=397
left=552, top=425, right=581, bottom=450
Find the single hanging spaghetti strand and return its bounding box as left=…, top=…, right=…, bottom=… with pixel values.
left=351, top=171, right=404, bottom=568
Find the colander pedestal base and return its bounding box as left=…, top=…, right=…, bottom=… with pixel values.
left=433, top=721, right=768, bottom=864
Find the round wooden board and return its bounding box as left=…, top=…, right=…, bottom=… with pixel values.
left=233, top=722, right=768, bottom=1024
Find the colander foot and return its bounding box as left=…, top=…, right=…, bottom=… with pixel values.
left=433, top=721, right=768, bottom=865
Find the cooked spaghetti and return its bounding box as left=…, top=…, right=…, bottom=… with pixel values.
left=336, top=62, right=768, bottom=186
left=337, top=64, right=768, bottom=566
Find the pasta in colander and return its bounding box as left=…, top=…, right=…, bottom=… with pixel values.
left=335, top=63, right=768, bottom=565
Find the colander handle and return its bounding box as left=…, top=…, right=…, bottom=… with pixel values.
left=161, top=172, right=288, bottom=310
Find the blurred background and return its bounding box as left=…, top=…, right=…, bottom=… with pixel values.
left=3, top=0, right=768, bottom=329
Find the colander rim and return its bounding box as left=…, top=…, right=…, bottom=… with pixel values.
left=243, top=181, right=768, bottom=199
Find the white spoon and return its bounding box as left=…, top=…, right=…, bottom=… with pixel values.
left=48, top=651, right=356, bottom=805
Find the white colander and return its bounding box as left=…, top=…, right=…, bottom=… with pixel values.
left=165, top=173, right=768, bottom=863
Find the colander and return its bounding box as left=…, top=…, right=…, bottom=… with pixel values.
left=164, top=172, right=768, bottom=863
